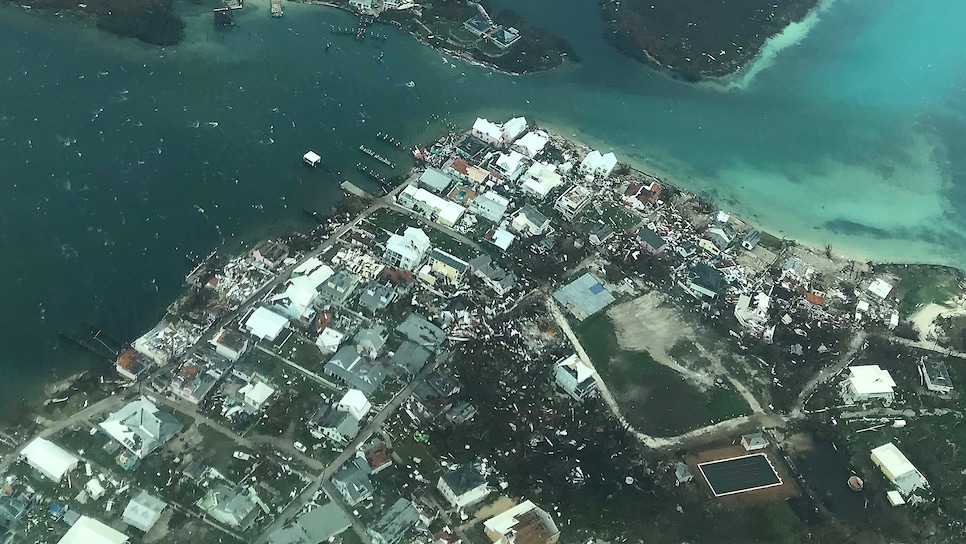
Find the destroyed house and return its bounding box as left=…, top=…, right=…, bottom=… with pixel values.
left=397, top=313, right=446, bottom=350
left=323, top=346, right=387, bottom=395
left=483, top=500, right=560, bottom=544
left=115, top=348, right=150, bottom=381
left=468, top=254, right=517, bottom=296
left=438, top=465, right=489, bottom=510
left=252, top=240, right=289, bottom=269
left=368, top=498, right=420, bottom=544
left=687, top=263, right=724, bottom=298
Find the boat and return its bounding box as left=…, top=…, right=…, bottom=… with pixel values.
left=303, top=150, right=322, bottom=167
left=405, top=81, right=415, bottom=88
left=848, top=475, right=864, bottom=491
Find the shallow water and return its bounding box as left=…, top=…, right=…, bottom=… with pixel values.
left=0, top=0, right=964, bottom=402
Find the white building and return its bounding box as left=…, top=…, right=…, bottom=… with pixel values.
left=21, top=438, right=79, bottom=483
left=244, top=307, right=289, bottom=342
left=871, top=442, right=928, bottom=496
left=239, top=380, right=276, bottom=411
left=845, top=365, right=896, bottom=403
left=520, top=162, right=564, bottom=200
left=501, top=117, right=527, bottom=142
left=397, top=185, right=466, bottom=228
left=483, top=500, right=559, bottom=544
left=510, top=205, right=551, bottom=237
left=316, top=328, right=346, bottom=355
left=494, top=151, right=526, bottom=181
left=437, top=465, right=490, bottom=510
left=58, top=516, right=129, bottom=544
left=579, top=150, right=618, bottom=178
left=209, top=329, right=250, bottom=362
left=553, top=354, right=597, bottom=401
left=122, top=491, right=167, bottom=532
left=512, top=131, right=549, bottom=158
left=338, top=389, right=372, bottom=421
left=472, top=118, right=503, bottom=145
left=384, top=227, right=431, bottom=270
left=99, top=396, right=183, bottom=460
left=553, top=184, right=592, bottom=220
left=348, top=0, right=373, bottom=11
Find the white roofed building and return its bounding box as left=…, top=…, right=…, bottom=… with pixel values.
left=553, top=354, right=597, bottom=400
left=99, top=396, right=183, bottom=461
left=483, top=500, right=559, bottom=544
left=239, top=380, right=277, bottom=411
left=384, top=227, right=431, bottom=271
left=579, top=150, right=618, bottom=178
left=512, top=131, right=549, bottom=158
left=316, top=327, right=346, bottom=355
left=472, top=118, right=503, bottom=145
left=396, top=185, right=466, bottom=228
left=21, top=438, right=79, bottom=483
left=871, top=442, right=928, bottom=496
left=58, top=516, right=129, bottom=544
left=244, top=307, right=289, bottom=342
left=520, top=162, right=563, bottom=200
left=338, top=389, right=372, bottom=421
left=501, top=116, right=528, bottom=142
left=510, top=205, right=551, bottom=237
left=844, top=365, right=897, bottom=404
left=122, top=491, right=167, bottom=532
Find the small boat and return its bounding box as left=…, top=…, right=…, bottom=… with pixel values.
left=848, top=475, right=864, bottom=491
left=405, top=81, right=415, bottom=88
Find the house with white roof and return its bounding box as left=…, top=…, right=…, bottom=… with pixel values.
left=844, top=365, right=896, bottom=404
left=469, top=191, right=511, bottom=223
left=501, top=116, right=528, bottom=142
left=397, top=185, right=466, bottom=228
left=483, top=500, right=559, bottom=544
left=58, top=515, right=129, bottom=544
left=472, top=118, right=503, bottom=146
left=512, top=131, right=549, bottom=158
left=244, top=307, right=289, bottom=342
left=437, top=465, right=490, bottom=510
left=579, top=150, right=618, bottom=178
left=239, top=380, right=276, bottom=411
left=122, top=491, right=167, bottom=532
left=510, top=205, right=551, bottom=237
left=520, top=162, right=564, bottom=200
left=20, top=438, right=79, bottom=483
left=338, top=389, right=372, bottom=421
left=99, top=397, right=182, bottom=462
left=553, top=354, right=597, bottom=401
left=871, top=442, right=928, bottom=496
left=316, top=327, right=346, bottom=355
left=210, top=328, right=250, bottom=362
left=494, top=151, right=527, bottom=181
left=384, top=227, right=431, bottom=271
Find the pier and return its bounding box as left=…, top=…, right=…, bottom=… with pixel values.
left=359, top=144, right=395, bottom=169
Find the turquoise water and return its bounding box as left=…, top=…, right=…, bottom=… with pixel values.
left=0, top=0, right=964, bottom=403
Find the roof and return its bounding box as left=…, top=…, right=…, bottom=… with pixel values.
left=637, top=227, right=666, bottom=250
left=868, top=278, right=894, bottom=299
left=472, top=118, right=503, bottom=141
left=370, top=498, right=420, bottom=544
left=502, top=117, right=527, bottom=140
left=21, top=438, right=79, bottom=483
left=514, top=204, right=549, bottom=230
left=99, top=397, right=182, bottom=459
left=514, top=131, right=549, bottom=157
left=486, top=227, right=516, bottom=251
left=355, top=325, right=388, bottom=352
left=58, top=515, right=129, bottom=544
left=391, top=340, right=432, bottom=375
left=240, top=381, right=276, bottom=406
left=419, top=168, right=453, bottom=192
left=386, top=228, right=431, bottom=263
left=245, top=307, right=289, bottom=340
left=122, top=491, right=166, bottom=532
left=553, top=273, right=615, bottom=319
left=849, top=365, right=896, bottom=395
left=871, top=442, right=919, bottom=478
left=298, top=502, right=352, bottom=543
left=324, top=346, right=387, bottom=395
left=691, top=262, right=724, bottom=293
left=580, top=149, right=618, bottom=174
left=483, top=500, right=558, bottom=543
left=333, top=464, right=374, bottom=503
left=440, top=465, right=486, bottom=496
left=922, top=359, right=953, bottom=388
left=338, top=389, right=371, bottom=416
left=396, top=313, right=446, bottom=349
left=429, top=248, right=468, bottom=273
left=468, top=254, right=517, bottom=290
left=556, top=354, right=594, bottom=383
left=469, top=191, right=511, bottom=222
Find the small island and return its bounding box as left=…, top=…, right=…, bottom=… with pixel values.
left=602, top=0, right=820, bottom=81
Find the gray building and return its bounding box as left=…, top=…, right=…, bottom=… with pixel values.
left=419, top=168, right=454, bottom=193
left=323, top=346, right=387, bottom=395
left=123, top=491, right=167, bottom=532
left=268, top=501, right=352, bottom=544
left=368, top=498, right=420, bottom=544
left=396, top=313, right=447, bottom=350
left=317, top=270, right=360, bottom=305
left=552, top=273, right=615, bottom=321
left=391, top=340, right=432, bottom=377
left=332, top=463, right=374, bottom=507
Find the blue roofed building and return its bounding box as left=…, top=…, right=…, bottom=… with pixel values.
left=553, top=273, right=616, bottom=321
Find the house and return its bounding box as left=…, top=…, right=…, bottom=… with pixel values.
left=317, top=270, right=360, bottom=305
left=471, top=118, right=503, bottom=146
left=332, top=463, right=374, bottom=506
left=271, top=278, right=324, bottom=324
left=501, top=117, right=527, bottom=142
left=391, top=341, right=432, bottom=377
left=705, top=222, right=736, bottom=251
left=99, top=397, right=182, bottom=461
left=368, top=498, right=420, bottom=544
left=397, top=186, right=467, bottom=228
left=871, top=442, right=928, bottom=496
left=316, top=327, right=345, bottom=355
left=169, top=355, right=226, bottom=405
left=383, top=227, right=430, bottom=270
left=365, top=442, right=394, bottom=474
left=484, top=226, right=517, bottom=252
left=468, top=254, right=517, bottom=296
left=579, top=150, right=618, bottom=178
left=396, top=313, right=447, bottom=350
left=687, top=263, right=724, bottom=299
left=359, top=281, right=396, bottom=313
left=437, top=465, right=490, bottom=510
left=308, top=404, right=360, bottom=445
left=338, top=389, right=372, bottom=421
left=510, top=205, right=550, bottom=236
left=919, top=359, right=954, bottom=393
left=428, top=248, right=469, bottom=283
left=210, top=329, right=249, bottom=362
left=868, top=278, right=894, bottom=300
left=324, top=346, right=387, bottom=395
left=122, top=491, right=166, bottom=532
left=348, top=0, right=373, bottom=11
left=637, top=227, right=667, bottom=255
left=268, top=502, right=352, bottom=544
left=520, top=162, right=563, bottom=200
left=244, top=307, right=289, bottom=342
left=490, top=26, right=521, bottom=49
left=115, top=348, right=150, bottom=381
left=419, top=168, right=454, bottom=193
left=198, top=484, right=261, bottom=529
left=621, top=180, right=662, bottom=209
left=674, top=463, right=693, bottom=485
left=57, top=515, right=129, bottom=544
left=239, top=380, right=276, bottom=411
left=553, top=354, right=597, bottom=400
left=553, top=184, right=592, bottom=220
left=356, top=325, right=388, bottom=358
left=512, top=131, right=549, bottom=158
left=588, top=223, right=614, bottom=245
left=469, top=191, right=511, bottom=222
left=741, top=230, right=762, bottom=250
left=845, top=365, right=896, bottom=403
left=494, top=152, right=526, bottom=181
left=251, top=240, right=289, bottom=270
left=741, top=430, right=768, bottom=451
left=553, top=273, right=615, bottom=321
left=483, top=500, right=559, bottom=544
left=20, top=438, right=79, bottom=483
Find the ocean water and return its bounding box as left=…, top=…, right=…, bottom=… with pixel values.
left=0, top=0, right=964, bottom=405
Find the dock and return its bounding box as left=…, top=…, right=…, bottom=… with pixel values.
left=359, top=144, right=395, bottom=169
left=340, top=181, right=371, bottom=198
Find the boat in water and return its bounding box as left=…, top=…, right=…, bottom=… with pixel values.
left=848, top=475, right=864, bottom=491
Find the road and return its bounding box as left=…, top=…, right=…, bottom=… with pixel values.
left=792, top=331, right=867, bottom=415
left=255, top=352, right=448, bottom=544
left=255, top=344, right=345, bottom=394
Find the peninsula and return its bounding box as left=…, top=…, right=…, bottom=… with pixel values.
left=1, top=114, right=965, bottom=543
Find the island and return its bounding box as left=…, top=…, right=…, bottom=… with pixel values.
left=602, top=0, right=821, bottom=81
left=0, top=115, right=965, bottom=543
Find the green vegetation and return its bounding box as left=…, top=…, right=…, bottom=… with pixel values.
left=882, top=264, right=963, bottom=317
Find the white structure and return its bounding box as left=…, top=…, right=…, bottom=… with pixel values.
left=239, top=380, right=276, bottom=411
left=316, top=328, right=346, bottom=354
left=886, top=490, right=906, bottom=506
left=553, top=354, right=597, bottom=401
left=494, top=151, right=526, bottom=181
left=501, top=116, right=527, bottom=142
left=337, top=389, right=372, bottom=421
left=472, top=118, right=503, bottom=145
left=868, top=278, right=894, bottom=300
left=512, top=131, right=549, bottom=158
left=740, top=430, right=768, bottom=451
left=86, top=478, right=106, bottom=500
left=483, top=500, right=559, bottom=544
left=348, top=0, right=373, bottom=11
left=21, top=438, right=79, bottom=483
left=303, top=151, right=322, bottom=167
left=520, top=162, right=564, bottom=200
left=510, top=205, right=550, bottom=236
left=244, top=307, right=289, bottom=342
left=397, top=185, right=466, bottom=228
left=845, top=365, right=896, bottom=403
left=437, top=465, right=490, bottom=510
left=99, top=397, right=183, bottom=460
left=210, top=329, right=250, bottom=362
left=384, top=227, right=432, bottom=270
left=579, top=150, right=618, bottom=178
left=58, top=516, right=129, bottom=544
left=123, top=491, right=167, bottom=532
left=871, top=442, right=928, bottom=496
left=553, top=184, right=592, bottom=220
left=734, top=293, right=770, bottom=336
left=469, top=191, right=511, bottom=223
